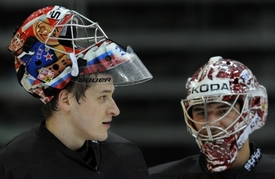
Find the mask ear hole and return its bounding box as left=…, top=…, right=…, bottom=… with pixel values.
left=254, top=97, right=260, bottom=105
left=233, top=78, right=238, bottom=84
left=23, top=36, right=37, bottom=53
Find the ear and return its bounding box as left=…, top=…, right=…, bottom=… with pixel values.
left=58, top=89, right=71, bottom=112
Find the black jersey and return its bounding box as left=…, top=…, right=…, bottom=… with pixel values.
left=0, top=121, right=149, bottom=179
left=149, top=143, right=275, bottom=179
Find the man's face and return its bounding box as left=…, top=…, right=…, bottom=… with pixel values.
left=191, top=101, right=241, bottom=137
left=190, top=101, right=245, bottom=172
left=67, top=75, right=120, bottom=142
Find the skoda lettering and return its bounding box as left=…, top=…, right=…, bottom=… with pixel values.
left=191, top=79, right=230, bottom=96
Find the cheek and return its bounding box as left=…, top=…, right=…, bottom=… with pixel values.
left=192, top=122, right=203, bottom=131
left=79, top=101, right=104, bottom=123
left=223, top=113, right=239, bottom=126
left=192, top=117, right=205, bottom=130
left=71, top=107, right=97, bottom=130
left=77, top=102, right=97, bottom=118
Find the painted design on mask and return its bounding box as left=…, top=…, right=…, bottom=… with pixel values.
left=181, top=56, right=268, bottom=172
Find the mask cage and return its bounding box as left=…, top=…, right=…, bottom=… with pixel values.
left=44, top=9, right=108, bottom=58
left=181, top=93, right=252, bottom=142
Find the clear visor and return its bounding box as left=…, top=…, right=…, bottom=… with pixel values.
left=71, top=46, right=153, bottom=86
left=181, top=94, right=248, bottom=141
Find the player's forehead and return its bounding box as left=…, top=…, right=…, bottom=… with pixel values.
left=90, top=83, right=115, bottom=94
left=192, top=102, right=231, bottom=111
left=84, top=73, right=115, bottom=94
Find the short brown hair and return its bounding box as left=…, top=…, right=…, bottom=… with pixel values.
left=42, top=81, right=92, bottom=119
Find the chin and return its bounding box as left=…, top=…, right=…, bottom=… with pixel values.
left=95, top=132, right=109, bottom=142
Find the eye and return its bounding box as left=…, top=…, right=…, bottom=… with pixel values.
left=196, top=111, right=205, bottom=116
left=192, top=109, right=205, bottom=120
left=217, top=109, right=229, bottom=116
left=192, top=107, right=204, bottom=116
left=99, top=95, right=107, bottom=101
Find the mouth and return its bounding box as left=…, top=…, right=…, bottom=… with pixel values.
left=102, top=121, right=111, bottom=129
left=102, top=121, right=112, bottom=125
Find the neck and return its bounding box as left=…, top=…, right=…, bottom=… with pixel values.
left=230, top=139, right=250, bottom=169
left=45, top=117, right=85, bottom=150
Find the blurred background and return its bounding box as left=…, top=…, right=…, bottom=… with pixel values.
left=0, top=0, right=275, bottom=168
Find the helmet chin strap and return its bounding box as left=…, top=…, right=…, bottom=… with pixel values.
left=70, top=52, right=79, bottom=77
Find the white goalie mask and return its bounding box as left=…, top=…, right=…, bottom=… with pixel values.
left=181, top=56, right=268, bottom=172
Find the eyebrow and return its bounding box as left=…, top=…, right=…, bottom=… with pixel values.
left=100, top=89, right=113, bottom=94
left=99, top=87, right=115, bottom=94
left=192, top=103, right=230, bottom=111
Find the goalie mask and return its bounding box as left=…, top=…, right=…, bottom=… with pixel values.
left=181, top=56, right=268, bottom=172
left=8, top=5, right=152, bottom=103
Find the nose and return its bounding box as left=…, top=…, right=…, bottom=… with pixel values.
left=107, top=99, right=120, bottom=116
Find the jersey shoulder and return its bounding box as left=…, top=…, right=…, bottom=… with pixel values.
left=0, top=125, right=38, bottom=157
left=252, top=153, right=275, bottom=172
left=149, top=154, right=201, bottom=177
left=0, top=124, right=59, bottom=170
